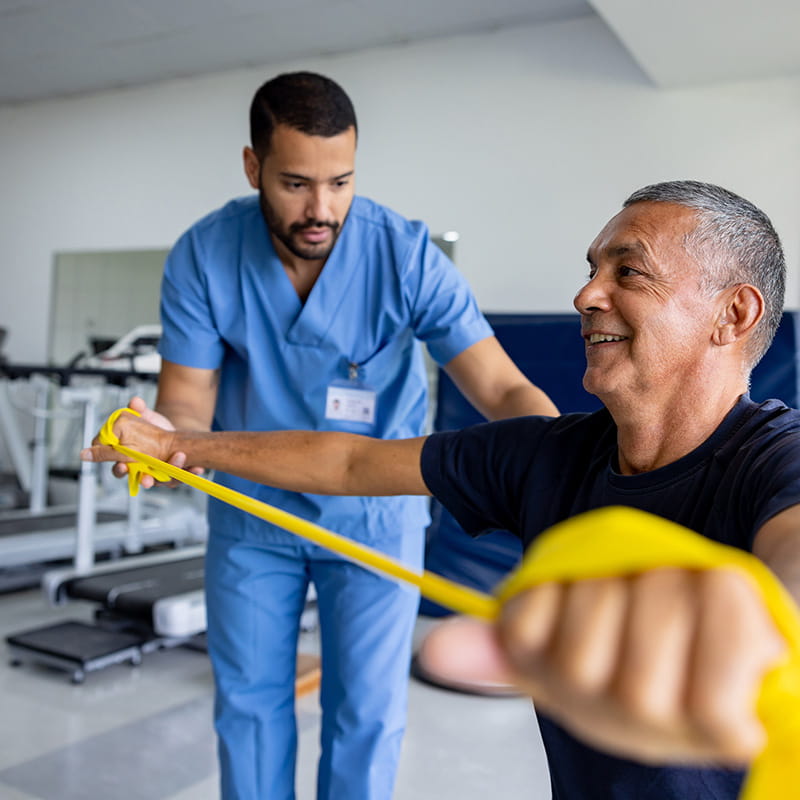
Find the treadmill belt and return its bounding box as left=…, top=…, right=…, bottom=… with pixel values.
left=65, top=557, right=205, bottom=621
left=0, top=510, right=126, bottom=537
left=6, top=620, right=145, bottom=661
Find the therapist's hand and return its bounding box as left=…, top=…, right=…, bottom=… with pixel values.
left=81, top=396, right=188, bottom=488
left=418, top=568, right=785, bottom=767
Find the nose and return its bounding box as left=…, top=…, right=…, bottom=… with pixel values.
left=305, top=186, right=331, bottom=223
left=573, top=273, right=612, bottom=316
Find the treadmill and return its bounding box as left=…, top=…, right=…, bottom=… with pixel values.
left=4, top=367, right=208, bottom=681
left=5, top=365, right=317, bottom=686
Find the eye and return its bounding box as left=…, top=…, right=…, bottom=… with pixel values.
left=284, top=181, right=306, bottom=191
left=618, top=265, right=641, bottom=277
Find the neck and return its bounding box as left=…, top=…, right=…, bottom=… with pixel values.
left=271, top=235, right=326, bottom=303
left=606, top=378, right=746, bottom=475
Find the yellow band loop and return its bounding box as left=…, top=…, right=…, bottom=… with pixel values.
left=497, top=506, right=800, bottom=800
left=99, top=408, right=171, bottom=496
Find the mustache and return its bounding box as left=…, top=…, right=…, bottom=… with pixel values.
left=290, top=220, right=339, bottom=233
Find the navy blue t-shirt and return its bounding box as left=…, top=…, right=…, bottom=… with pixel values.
left=421, top=395, right=800, bottom=800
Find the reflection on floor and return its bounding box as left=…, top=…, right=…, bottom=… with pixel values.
left=0, top=587, right=550, bottom=800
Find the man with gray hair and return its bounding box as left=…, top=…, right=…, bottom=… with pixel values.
left=84, top=180, right=800, bottom=799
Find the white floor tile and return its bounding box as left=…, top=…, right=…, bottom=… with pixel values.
left=0, top=587, right=551, bottom=800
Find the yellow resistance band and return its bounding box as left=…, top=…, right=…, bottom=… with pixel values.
left=100, top=409, right=498, bottom=621
left=101, top=408, right=800, bottom=799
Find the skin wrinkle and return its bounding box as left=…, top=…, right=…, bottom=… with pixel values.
left=576, top=203, right=747, bottom=474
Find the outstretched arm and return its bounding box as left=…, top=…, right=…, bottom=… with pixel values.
left=753, top=504, right=800, bottom=605
left=443, top=336, right=558, bottom=420
left=81, top=411, right=430, bottom=497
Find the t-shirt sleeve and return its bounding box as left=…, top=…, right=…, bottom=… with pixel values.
left=158, top=230, right=226, bottom=369
left=421, top=417, right=546, bottom=537
left=402, top=228, right=492, bottom=365
left=742, top=428, right=800, bottom=542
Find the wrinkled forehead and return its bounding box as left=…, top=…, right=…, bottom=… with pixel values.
left=587, top=202, right=700, bottom=265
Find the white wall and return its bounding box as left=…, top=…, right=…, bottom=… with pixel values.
left=1, top=15, right=799, bottom=362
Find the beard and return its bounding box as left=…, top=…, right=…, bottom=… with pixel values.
left=258, top=189, right=342, bottom=261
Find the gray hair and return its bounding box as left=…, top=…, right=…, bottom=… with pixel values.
left=624, top=180, right=785, bottom=368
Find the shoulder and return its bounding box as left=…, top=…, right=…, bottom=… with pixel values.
left=730, top=397, right=800, bottom=447
left=345, top=195, right=429, bottom=245
left=168, top=197, right=263, bottom=272
left=186, top=196, right=262, bottom=239
left=420, top=411, right=611, bottom=535
left=711, top=397, right=800, bottom=543
left=425, top=410, right=610, bottom=467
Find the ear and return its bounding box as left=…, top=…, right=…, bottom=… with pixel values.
left=242, top=146, right=261, bottom=190
left=712, top=284, right=764, bottom=347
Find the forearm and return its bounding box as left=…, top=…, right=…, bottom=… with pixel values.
left=442, top=337, right=559, bottom=422
left=753, top=505, right=800, bottom=606
left=170, top=429, right=375, bottom=493
left=92, top=416, right=431, bottom=497
left=154, top=360, right=219, bottom=432
left=154, top=399, right=214, bottom=432
left=755, top=537, right=800, bottom=606
left=482, top=382, right=559, bottom=421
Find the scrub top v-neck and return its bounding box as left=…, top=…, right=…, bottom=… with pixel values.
left=159, top=194, right=492, bottom=545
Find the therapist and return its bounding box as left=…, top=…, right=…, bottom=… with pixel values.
left=134, top=70, right=557, bottom=800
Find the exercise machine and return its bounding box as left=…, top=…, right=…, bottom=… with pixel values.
left=5, top=369, right=318, bottom=685
left=3, top=365, right=207, bottom=681
left=0, top=364, right=205, bottom=590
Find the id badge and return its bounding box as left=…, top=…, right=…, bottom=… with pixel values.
left=325, top=381, right=376, bottom=426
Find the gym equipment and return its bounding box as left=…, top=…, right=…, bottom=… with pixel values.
left=44, top=546, right=206, bottom=639
left=1, top=364, right=206, bottom=681
left=4, top=389, right=315, bottom=686
left=7, top=620, right=144, bottom=685
left=0, top=365, right=205, bottom=589
left=8, top=546, right=208, bottom=684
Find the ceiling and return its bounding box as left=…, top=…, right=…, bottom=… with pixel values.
left=1, top=0, right=799, bottom=106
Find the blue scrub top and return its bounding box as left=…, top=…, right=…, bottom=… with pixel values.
left=159, top=195, right=493, bottom=546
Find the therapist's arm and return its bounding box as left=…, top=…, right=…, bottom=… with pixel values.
left=155, top=359, right=219, bottom=431
left=82, top=412, right=431, bottom=498
left=443, top=337, right=558, bottom=420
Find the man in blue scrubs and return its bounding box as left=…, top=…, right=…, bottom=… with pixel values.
left=133, top=71, right=557, bottom=800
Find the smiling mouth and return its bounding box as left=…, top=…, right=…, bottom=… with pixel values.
left=587, top=333, right=627, bottom=344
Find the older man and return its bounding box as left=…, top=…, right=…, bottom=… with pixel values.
left=84, top=180, right=799, bottom=799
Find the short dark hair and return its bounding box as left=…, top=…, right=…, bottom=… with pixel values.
left=624, top=180, right=785, bottom=368
left=249, top=71, right=357, bottom=157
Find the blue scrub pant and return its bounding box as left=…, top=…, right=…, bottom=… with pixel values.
left=205, top=529, right=422, bottom=800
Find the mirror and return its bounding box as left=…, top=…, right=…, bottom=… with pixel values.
left=48, top=249, right=168, bottom=366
